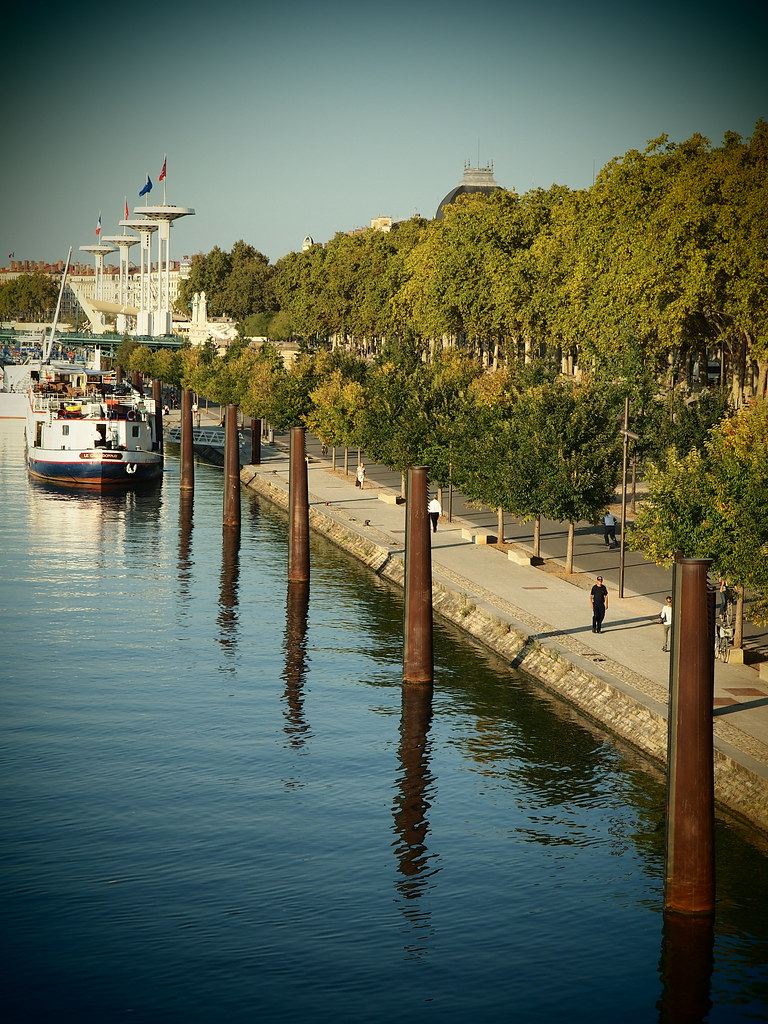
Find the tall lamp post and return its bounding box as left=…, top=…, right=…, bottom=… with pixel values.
left=619, top=396, right=639, bottom=599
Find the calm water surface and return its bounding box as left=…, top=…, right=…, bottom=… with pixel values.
left=1, top=422, right=766, bottom=1023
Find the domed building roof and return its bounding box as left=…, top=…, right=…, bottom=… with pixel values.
left=435, top=163, right=500, bottom=220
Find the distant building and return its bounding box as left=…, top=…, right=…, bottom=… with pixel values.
left=435, top=163, right=501, bottom=220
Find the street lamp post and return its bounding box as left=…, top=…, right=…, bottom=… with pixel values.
left=619, top=396, right=639, bottom=599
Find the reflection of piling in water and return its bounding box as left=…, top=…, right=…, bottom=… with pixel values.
left=665, top=556, right=716, bottom=916
left=251, top=417, right=261, bottom=465
left=116, top=364, right=123, bottom=385
left=153, top=378, right=163, bottom=454
left=403, top=466, right=433, bottom=683
left=657, top=911, right=713, bottom=1022
left=180, top=388, right=194, bottom=492
left=178, top=491, right=194, bottom=593
left=288, top=426, right=309, bottom=584
left=223, top=404, right=241, bottom=528
left=282, top=582, right=311, bottom=746
left=392, top=681, right=435, bottom=895
left=217, top=526, right=240, bottom=647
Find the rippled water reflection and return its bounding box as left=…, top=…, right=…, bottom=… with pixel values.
left=1, top=423, right=766, bottom=1023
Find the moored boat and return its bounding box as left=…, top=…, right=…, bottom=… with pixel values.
left=25, top=369, right=163, bottom=488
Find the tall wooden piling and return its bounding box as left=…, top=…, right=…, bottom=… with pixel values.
left=152, top=378, right=163, bottom=454
left=288, top=426, right=309, bottom=583
left=180, top=388, right=194, bottom=492
left=251, top=417, right=262, bottom=465
left=403, top=466, right=433, bottom=683
left=223, top=403, right=241, bottom=528
left=664, top=556, right=716, bottom=915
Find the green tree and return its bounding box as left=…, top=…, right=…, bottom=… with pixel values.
left=515, top=380, right=622, bottom=572
left=306, top=370, right=367, bottom=451
left=0, top=272, right=59, bottom=321
left=115, top=338, right=142, bottom=372
left=630, top=398, right=768, bottom=635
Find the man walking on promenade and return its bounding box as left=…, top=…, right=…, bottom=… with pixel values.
left=428, top=496, right=442, bottom=533
left=602, top=511, right=618, bottom=548
left=590, top=576, right=608, bottom=633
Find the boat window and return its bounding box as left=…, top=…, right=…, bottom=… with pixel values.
left=132, top=426, right=140, bottom=438
left=62, top=425, right=69, bottom=436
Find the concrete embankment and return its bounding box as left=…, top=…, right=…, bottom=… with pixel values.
left=241, top=461, right=768, bottom=839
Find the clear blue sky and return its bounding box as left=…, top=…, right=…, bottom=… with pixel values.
left=2, top=0, right=766, bottom=267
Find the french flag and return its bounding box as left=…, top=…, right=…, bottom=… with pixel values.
left=96, top=212, right=102, bottom=236
left=124, top=198, right=129, bottom=220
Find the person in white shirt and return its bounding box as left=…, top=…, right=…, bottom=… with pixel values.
left=659, top=596, right=673, bottom=652
left=428, top=496, right=442, bottom=533
left=602, top=512, right=618, bottom=548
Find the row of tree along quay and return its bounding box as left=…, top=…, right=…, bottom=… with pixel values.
left=111, top=120, right=768, bottom=647
left=167, top=121, right=768, bottom=406
left=125, top=340, right=767, bottom=653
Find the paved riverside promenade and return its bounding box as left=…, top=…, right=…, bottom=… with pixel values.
left=167, top=408, right=768, bottom=834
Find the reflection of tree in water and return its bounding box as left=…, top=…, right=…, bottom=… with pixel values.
left=391, top=682, right=438, bottom=957
left=431, top=637, right=670, bottom=864
left=217, top=526, right=240, bottom=653
left=657, top=912, right=713, bottom=1023
left=281, top=582, right=311, bottom=748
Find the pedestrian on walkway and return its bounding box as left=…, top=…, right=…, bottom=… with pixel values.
left=659, top=595, right=673, bottom=651
left=590, top=576, right=608, bottom=633
left=602, top=512, right=618, bottom=548
left=356, top=463, right=367, bottom=489
left=428, top=496, right=442, bottom=533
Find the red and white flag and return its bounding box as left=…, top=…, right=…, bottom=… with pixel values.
left=159, top=157, right=167, bottom=182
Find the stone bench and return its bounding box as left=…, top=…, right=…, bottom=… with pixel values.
left=508, top=547, right=533, bottom=566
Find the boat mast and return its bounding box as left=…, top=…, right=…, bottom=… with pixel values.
left=43, top=247, right=72, bottom=364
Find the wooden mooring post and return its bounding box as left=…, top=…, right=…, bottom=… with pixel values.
left=180, top=388, right=194, bottom=492
left=251, top=417, right=261, bottom=465
left=288, top=426, right=309, bottom=584
left=153, top=378, right=163, bottom=454
left=223, top=404, right=241, bottom=528
left=403, top=466, right=433, bottom=683
left=664, top=556, right=716, bottom=916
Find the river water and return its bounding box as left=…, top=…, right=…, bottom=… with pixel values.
left=1, top=421, right=766, bottom=1023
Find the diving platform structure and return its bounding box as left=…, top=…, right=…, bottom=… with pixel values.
left=74, top=198, right=194, bottom=338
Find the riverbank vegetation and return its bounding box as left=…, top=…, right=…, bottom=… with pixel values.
left=124, top=121, right=768, bottom=624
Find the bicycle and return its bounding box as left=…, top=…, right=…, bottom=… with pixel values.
left=715, top=621, right=734, bottom=663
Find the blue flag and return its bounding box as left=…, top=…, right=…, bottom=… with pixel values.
left=139, top=174, right=153, bottom=197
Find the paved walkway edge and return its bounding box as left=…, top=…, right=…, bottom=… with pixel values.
left=241, top=463, right=768, bottom=838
